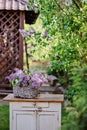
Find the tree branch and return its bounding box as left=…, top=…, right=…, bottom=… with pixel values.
left=72, top=0, right=82, bottom=10
left=54, top=0, right=68, bottom=16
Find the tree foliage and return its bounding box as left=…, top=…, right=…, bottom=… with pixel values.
left=39, top=0, right=87, bottom=83
left=28, top=1, right=87, bottom=129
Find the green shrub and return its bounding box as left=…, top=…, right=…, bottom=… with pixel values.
left=63, top=65, right=87, bottom=130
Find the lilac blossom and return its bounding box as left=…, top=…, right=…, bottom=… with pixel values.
left=42, top=30, right=48, bottom=38
left=19, top=28, right=35, bottom=38
left=19, top=29, right=31, bottom=38
left=6, top=68, right=23, bottom=82
left=6, top=68, right=48, bottom=89
left=30, top=73, right=48, bottom=89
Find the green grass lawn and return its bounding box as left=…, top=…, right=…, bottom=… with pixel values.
left=0, top=105, right=9, bottom=130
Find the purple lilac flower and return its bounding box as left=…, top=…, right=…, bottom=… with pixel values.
left=19, top=29, right=32, bottom=38
left=42, top=30, right=48, bottom=38
left=6, top=73, right=15, bottom=82
left=30, top=73, right=48, bottom=88
left=30, top=82, right=39, bottom=89
left=22, top=74, right=30, bottom=87
left=39, top=73, right=48, bottom=83
left=6, top=68, right=23, bottom=82
left=6, top=68, right=48, bottom=89
left=17, top=74, right=30, bottom=86
left=31, top=74, right=43, bottom=86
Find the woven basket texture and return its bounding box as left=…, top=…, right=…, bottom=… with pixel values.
left=13, top=86, right=38, bottom=98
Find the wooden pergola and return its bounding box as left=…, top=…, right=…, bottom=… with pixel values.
left=0, top=0, right=28, bottom=91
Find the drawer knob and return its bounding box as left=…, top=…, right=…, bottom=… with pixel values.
left=37, top=107, right=42, bottom=112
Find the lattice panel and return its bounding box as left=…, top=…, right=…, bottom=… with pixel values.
left=0, top=11, right=21, bottom=87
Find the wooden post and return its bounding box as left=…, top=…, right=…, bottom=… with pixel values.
left=19, top=11, right=24, bottom=70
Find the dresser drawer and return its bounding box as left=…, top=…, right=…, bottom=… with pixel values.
left=10, top=102, right=36, bottom=110
left=10, top=102, right=49, bottom=110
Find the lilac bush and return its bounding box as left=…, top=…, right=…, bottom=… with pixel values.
left=6, top=68, right=48, bottom=89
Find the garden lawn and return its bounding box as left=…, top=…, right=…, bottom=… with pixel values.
left=0, top=105, right=9, bottom=130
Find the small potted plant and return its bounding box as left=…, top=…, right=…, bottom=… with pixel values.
left=6, top=68, right=48, bottom=98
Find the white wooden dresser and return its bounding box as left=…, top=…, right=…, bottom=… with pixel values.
left=3, top=94, right=64, bottom=130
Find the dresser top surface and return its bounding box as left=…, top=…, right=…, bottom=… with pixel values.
left=3, top=94, right=64, bottom=103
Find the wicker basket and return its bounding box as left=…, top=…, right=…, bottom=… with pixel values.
left=13, top=86, right=38, bottom=99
